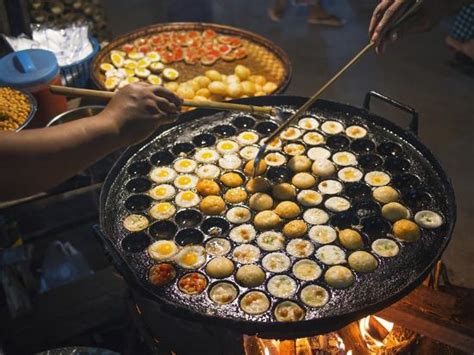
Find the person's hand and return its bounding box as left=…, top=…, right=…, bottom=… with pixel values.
left=369, top=0, right=448, bottom=54
left=99, top=82, right=182, bottom=145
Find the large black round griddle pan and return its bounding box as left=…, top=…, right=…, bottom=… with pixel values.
left=97, top=93, right=455, bottom=339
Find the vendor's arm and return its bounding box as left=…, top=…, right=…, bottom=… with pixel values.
left=0, top=83, right=181, bottom=201
left=369, top=0, right=474, bottom=53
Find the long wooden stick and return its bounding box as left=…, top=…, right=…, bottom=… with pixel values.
left=49, top=85, right=274, bottom=115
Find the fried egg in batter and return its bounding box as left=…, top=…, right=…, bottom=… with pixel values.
left=150, top=167, right=177, bottom=184
left=365, top=171, right=391, bottom=186
left=195, top=148, right=219, bottom=163
left=175, top=246, right=206, bottom=269
left=148, top=240, right=179, bottom=261
left=149, top=202, right=176, bottom=220
left=237, top=131, right=259, bottom=145
left=174, top=174, right=198, bottom=189
left=175, top=190, right=200, bottom=208
left=216, top=140, right=239, bottom=155
left=173, top=158, right=197, bottom=173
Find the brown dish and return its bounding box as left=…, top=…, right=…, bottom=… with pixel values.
left=91, top=22, right=291, bottom=95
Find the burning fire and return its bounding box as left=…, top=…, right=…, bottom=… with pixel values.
left=247, top=332, right=348, bottom=355
left=359, top=315, right=395, bottom=350
left=245, top=315, right=416, bottom=355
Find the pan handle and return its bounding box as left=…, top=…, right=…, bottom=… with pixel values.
left=363, top=91, right=419, bottom=135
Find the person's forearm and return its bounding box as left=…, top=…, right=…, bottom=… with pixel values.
left=0, top=82, right=181, bottom=201
left=0, top=113, right=121, bottom=200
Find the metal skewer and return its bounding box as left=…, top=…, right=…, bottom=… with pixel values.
left=252, top=0, right=424, bottom=177
left=49, top=86, right=275, bottom=115
left=252, top=42, right=374, bottom=177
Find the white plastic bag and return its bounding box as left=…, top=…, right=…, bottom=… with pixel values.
left=39, top=241, right=93, bottom=293
left=4, top=22, right=93, bottom=67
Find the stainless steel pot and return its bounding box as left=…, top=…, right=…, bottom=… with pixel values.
left=46, top=105, right=105, bottom=127
left=0, top=86, right=38, bottom=132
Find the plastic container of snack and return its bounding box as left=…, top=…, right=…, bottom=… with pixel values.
left=0, top=49, right=67, bottom=128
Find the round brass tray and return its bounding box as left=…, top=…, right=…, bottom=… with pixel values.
left=91, top=22, right=292, bottom=93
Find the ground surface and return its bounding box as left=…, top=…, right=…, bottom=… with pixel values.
left=102, top=0, right=474, bottom=287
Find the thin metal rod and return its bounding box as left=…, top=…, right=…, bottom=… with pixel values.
left=265, top=42, right=374, bottom=144
left=49, top=85, right=274, bottom=114
left=252, top=42, right=374, bottom=177
left=255, top=0, right=423, bottom=150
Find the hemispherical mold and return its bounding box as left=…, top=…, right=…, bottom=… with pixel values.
left=362, top=216, right=391, bottom=237
left=392, top=173, right=421, bottom=193
left=377, top=141, right=402, bottom=156
left=384, top=157, right=411, bottom=175
left=344, top=183, right=372, bottom=201
left=175, top=209, right=203, bottom=228
left=232, top=116, right=256, bottom=129
left=201, top=217, right=230, bottom=238
left=213, top=124, right=237, bottom=137
left=358, top=154, right=384, bottom=170
left=124, top=194, right=152, bottom=213
left=125, top=178, right=152, bottom=193
left=149, top=220, right=178, bottom=240
left=121, top=232, right=150, bottom=253
left=326, top=135, right=350, bottom=150
left=175, top=228, right=205, bottom=246
left=351, top=139, right=375, bottom=153
left=330, top=211, right=359, bottom=229
left=193, top=133, right=217, bottom=147
left=172, top=142, right=195, bottom=155
left=256, top=121, right=278, bottom=135
left=266, top=166, right=293, bottom=183
left=150, top=150, right=175, bottom=166
left=127, top=160, right=151, bottom=176
left=275, top=111, right=295, bottom=121
left=403, top=190, right=432, bottom=210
